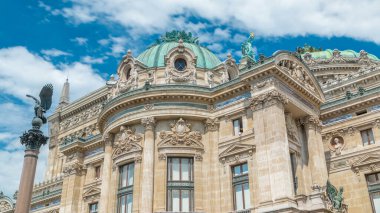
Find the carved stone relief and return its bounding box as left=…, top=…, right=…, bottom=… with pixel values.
left=112, top=126, right=143, bottom=159
left=328, top=136, right=345, bottom=156
left=63, top=162, right=86, bottom=176
left=285, top=113, right=299, bottom=143
left=219, top=143, right=255, bottom=165
left=277, top=59, right=316, bottom=92
left=158, top=118, right=203, bottom=149
left=60, top=104, right=102, bottom=131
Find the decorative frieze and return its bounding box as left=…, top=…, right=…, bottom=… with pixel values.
left=141, top=117, right=155, bottom=131
left=59, top=103, right=102, bottom=131
left=250, top=90, right=288, bottom=111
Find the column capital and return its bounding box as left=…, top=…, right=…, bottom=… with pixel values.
left=250, top=90, right=288, bottom=111
left=20, top=128, right=48, bottom=151
left=301, top=115, right=322, bottom=132
left=141, top=117, right=155, bottom=131
left=102, top=132, right=113, bottom=146
left=204, top=118, right=219, bottom=132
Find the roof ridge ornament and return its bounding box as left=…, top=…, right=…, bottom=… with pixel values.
left=155, top=30, right=199, bottom=44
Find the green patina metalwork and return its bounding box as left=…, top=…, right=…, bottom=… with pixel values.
left=301, top=49, right=379, bottom=61
left=241, top=32, right=256, bottom=62
left=327, top=180, right=345, bottom=211
left=321, top=85, right=380, bottom=110
left=155, top=30, right=199, bottom=44
left=296, top=44, right=323, bottom=54
left=137, top=31, right=221, bottom=69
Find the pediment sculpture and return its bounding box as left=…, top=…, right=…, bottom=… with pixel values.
left=112, top=126, right=143, bottom=158
left=277, top=59, right=316, bottom=92
left=158, top=118, right=203, bottom=149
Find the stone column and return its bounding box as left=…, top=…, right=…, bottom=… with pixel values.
left=204, top=118, right=221, bottom=212
left=250, top=90, right=294, bottom=207
left=140, top=117, right=155, bottom=213
left=303, top=116, right=328, bottom=186
left=99, top=133, right=113, bottom=212
left=15, top=117, right=48, bottom=213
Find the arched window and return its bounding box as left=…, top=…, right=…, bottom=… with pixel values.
left=125, top=68, right=131, bottom=80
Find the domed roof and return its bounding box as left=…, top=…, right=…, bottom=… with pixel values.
left=302, top=49, right=379, bottom=61
left=137, top=41, right=222, bottom=69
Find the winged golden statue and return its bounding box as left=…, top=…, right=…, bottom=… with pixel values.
left=26, top=84, right=53, bottom=124
left=326, top=180, right=344, bottom=211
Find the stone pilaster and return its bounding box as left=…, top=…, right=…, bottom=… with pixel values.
left=60, top=160, right=86, bottom=213
left=302, top=115, right=328, bottom=186
left=140, top=117, right=155, bottom=213
left=250, top=90, right=294, bottom=209
left=99, top=133, right=113, bottom=212
left=204, top=118, right=221, bottom=212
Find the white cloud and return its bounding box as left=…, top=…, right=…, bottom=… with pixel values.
left=0, top=46, right=105, bottom=196
left=41, top=48, right=71, bottom=58
left=98, top=36, right=129, bottom=56
left=71, top=37, right=88, bottom=46
left=81, top=56, right=107, bottom=64
left=49, top=0, right=380, bottom=44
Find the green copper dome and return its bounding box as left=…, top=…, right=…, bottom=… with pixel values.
left=137, top=42, right=222, bottom=69
left=302, top=49, right=379, bottom=60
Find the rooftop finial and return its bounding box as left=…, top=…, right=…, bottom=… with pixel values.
left=156, top=30, right=199, bottom=45
left=58, top=78, right=70, bottom=107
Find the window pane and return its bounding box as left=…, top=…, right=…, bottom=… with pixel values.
left=120, top=195, right=126, bottom=213
left=121, top=166, right=127, bottom=188
left=373, top=193, right=380, bottom=212
left=235, top=185, right=244, bottom=210
left=127, top=194, right=133, bottom=213
left=233, top=119, right=241, bottom=135
left=172, top=158, right=180, bottom=181
left=172, top=190, right=180, bottom=212
left=128, top=164, right=134, bottom=186
left=181, top=158, right=189, bottom=181
left=234, top=165, right=241, bottom=176
left=362, top=131, right=369, bottom=145
left=369, top=130, right=375, bottom=144
left=182, top=190, right=190, bottom=212
left=242, top=163, right=248, bottom=175
left=243, top=183, right=250, bottom=209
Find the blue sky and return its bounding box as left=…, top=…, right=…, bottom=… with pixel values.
left=1, top=0, right=380, bottom=196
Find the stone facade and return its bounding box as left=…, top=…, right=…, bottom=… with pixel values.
left=5, top=39, right=380, bottom=213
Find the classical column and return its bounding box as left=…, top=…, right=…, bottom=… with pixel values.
left=204, top=118, right=221, bottom=212
left=140, top=117, right=155, bottom=212
left=15, top=117, right=48, bottom=213
left=99, top=133, right=113, bottom=212
left=250, top=90, right=294, bottom=206
left=303, top=116, right=328, bottom=186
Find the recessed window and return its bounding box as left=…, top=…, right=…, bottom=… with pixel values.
left=174, top=58, right=187, bottom=71
left=233, top=118, right=243, bottom=136
left=89, top=202, right=98, bottom=213
left=356, top=109, right=367, bottom=116
left=366, top=172, right=380, bottom=212
left=361, top=128, right=375, bottom=146
left=95, top=166, right=101, bottom=179
left=232, top=163, right=250, bottom=211
left=167, top=157, right=194, bottom=212
left=290, top=153, right=298, bottom=194
left=125, top=68, right=131, bottom=80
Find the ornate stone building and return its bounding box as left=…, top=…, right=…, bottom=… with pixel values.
left=4, top=32, right=380, bottom=213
